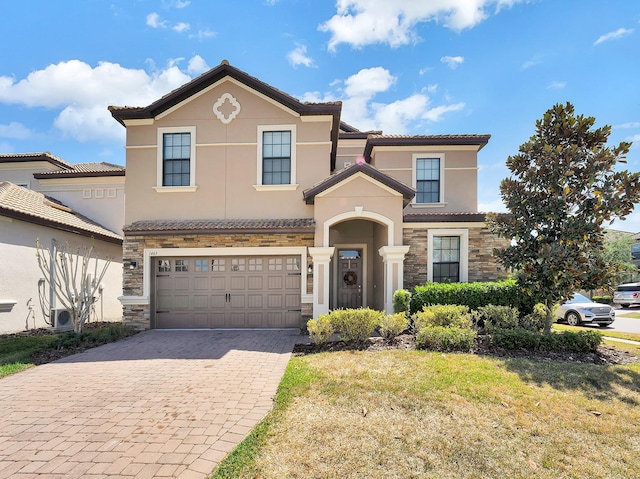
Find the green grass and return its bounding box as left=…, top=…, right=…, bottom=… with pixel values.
left=0, top=334, right=60, bottom=377
left=0, top=323, right=135, bottom=379
left=211, top=351, right=640, bottom=479
left=210, top=358, right=320, bottom=478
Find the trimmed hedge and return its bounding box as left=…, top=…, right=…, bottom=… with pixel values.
left=592, top=295, right=613, bottom=305
left=416, top=326, right=477, bottom=352
left=491, top=328, right=603, bottom=353
left=328, top=308, right=383, bottom=342
left=411, top=280, right=536, bottom=315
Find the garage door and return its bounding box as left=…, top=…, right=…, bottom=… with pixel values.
left=154, top=256, right=302, bottom=328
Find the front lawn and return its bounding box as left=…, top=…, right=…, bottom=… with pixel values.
left=212, top=350, right=640, bottom=479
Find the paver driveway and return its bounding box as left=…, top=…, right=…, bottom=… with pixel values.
left=0, top=329, right=300, bottom=478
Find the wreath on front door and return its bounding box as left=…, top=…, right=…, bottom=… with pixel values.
left=343, top=271, right=358, bottom=286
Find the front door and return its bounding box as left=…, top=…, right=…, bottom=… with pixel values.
left=337, top=249, right=363, bottom=309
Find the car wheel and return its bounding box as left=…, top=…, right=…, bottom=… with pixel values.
left=566, top=311, right=581, bottom=326
left=621, top=304, right=630, bottom=309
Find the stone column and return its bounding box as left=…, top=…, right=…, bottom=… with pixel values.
left=378, top=245, right=410, bottom=314
left=308, top=247, right=335, bottom=317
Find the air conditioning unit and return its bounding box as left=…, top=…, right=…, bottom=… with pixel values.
left=50, top=309, right=74, bottom=332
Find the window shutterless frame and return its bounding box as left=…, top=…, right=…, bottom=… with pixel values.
left=156, top=126, right=197, bottom=190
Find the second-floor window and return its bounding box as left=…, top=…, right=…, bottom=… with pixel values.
left=163, top=132, right=191, bottom=187
left=416, top=157, right=440, bottom=203
left=262, top=131, right=291, bottom=185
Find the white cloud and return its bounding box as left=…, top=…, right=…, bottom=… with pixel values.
left=521, top=57, right=541, bottom=70
left=344, top=66, right=396, bottom=98
left=441, top=55, right=464, bottom=69
left=594, top=27, right=633, bottom=45
left=191, top=29, right=216, bottom=40
left=320, top=0, right=527, bottom=50
left=421, top=102, right=465, bottom=121
left=146, top=12, right=167, bottom=28
left=187, top=55, right=209, bottom=75
left=0, top=59, right=195, bottom=142
left=0, top=122, right=32, bottom=139
left=173, top=22, right=190, bottom=33
left=171, top=0, right=191, bottom=8
left=301, top=66, right=464, bottom=133
left=286, top=45, right=316, bottom=68
left=147, top=12, right=192, bottom=33
left=547, top=81, right=567, bottom=90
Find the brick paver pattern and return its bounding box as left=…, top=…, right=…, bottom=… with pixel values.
left=0, top=329, right=299, bottom=478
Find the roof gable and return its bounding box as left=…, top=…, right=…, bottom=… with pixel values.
left=109, top=60, right=341, bottom=125
left=303, top=162, right=414, bottom=206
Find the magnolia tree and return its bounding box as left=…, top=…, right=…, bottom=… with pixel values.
left=36, top=239, right=112, bottom=333
left=487, top=102, right=640, bottom=335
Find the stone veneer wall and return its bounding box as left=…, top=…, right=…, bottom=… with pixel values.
left=403, top=225, right=509, bottom=289
left=122, top=232, right=315, bottom=329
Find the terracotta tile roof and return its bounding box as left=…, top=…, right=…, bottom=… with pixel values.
left=364, top=134, right=491, bottom=160
left=403, top=212, right=487, bottom=223
left=33, top=162, right=125, bottom=179
left=0, top=182, right=122, bottom=243
left=304, top=162, right=415, bottom=206
left=123, top=218, right=316, bottom=235
left=0, top=152, right=73, bottom=170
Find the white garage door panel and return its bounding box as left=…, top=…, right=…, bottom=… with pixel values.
left=154, top=255, right=302, bottom=329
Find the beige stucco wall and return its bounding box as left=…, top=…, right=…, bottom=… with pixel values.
left=335, top=138, right=367, bottom=170
left=123, top=79, right=332, bottom=224
left=0, top=217, right=123, bottom=334
left=0, top=163, right=125, bottom=235
left=0, top=161, right=59, bottom=188
left=371, top=148, right=478, bottom=213
left=34, top=179, right=125, bottom=235
left=312, top=175, right=405, bottom=246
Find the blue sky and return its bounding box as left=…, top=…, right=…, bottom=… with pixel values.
left=1, top=0, right=639, bottom=231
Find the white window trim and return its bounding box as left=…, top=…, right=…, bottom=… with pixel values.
left=156, top=126, right=197, bottom=189
left=412, top=153, right=445, bottom=205
left=255, top=124, right=298, bottom=189
left=427, top=228, right=468, bottom=282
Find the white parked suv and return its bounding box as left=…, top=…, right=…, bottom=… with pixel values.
left=613, top=283, right=640, bottom=309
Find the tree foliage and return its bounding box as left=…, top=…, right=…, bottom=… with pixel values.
left=36, top=239, right=112, bottom=334
left=487, top=102, right=640, bottom=334
left=602, top=231, right=638, bottom=284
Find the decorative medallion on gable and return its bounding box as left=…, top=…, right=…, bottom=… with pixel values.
left=213, top=93, right=241, bottom=124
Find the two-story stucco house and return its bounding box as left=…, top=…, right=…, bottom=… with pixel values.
left=110, top=60, right=505, bottom=330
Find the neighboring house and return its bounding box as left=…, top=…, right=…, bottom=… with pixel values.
left=109, top=60, right=506, bottom=330
left=0, top=154, right=124, bottom=333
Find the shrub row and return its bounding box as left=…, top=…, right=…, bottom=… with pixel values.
left=306, top=308, right=409, bottom=344
left=411, top=280, right=537, bottom=316
left=491, top=328, right=602, bottom=353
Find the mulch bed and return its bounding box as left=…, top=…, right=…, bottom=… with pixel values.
left=293, top=334, right=640, bottom=365
left=1, top=322, right=137, bottom=366
left=5, top=326, right=638, bottom=367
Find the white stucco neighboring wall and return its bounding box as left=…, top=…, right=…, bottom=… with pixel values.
left=0, top=216, right=123, bottom=334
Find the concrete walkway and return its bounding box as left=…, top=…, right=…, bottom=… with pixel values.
left=0, top=329, right=300, bottom=478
